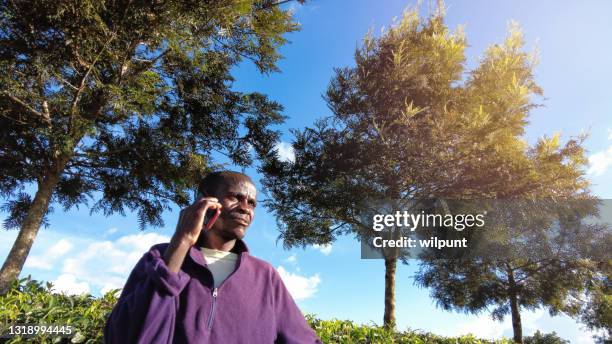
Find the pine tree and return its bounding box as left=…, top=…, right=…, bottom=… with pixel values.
left=0, top=0, right=300, bottom=293
left=260, top=6, right=606, bottom=339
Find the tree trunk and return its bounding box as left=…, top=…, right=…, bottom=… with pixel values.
left=383, top=255, right=397, bottom=329
left=507, top=266, right=523, bottom=343
left=0, top=154, right=71, bottom=294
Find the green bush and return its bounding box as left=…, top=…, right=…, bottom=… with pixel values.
left=0, top=277, right=118, bottom=343
left=523, top=331, right=569, bottom=344
left=0, top=278, right=570, bottom=343
left=305, top=314, right=512, bottom=344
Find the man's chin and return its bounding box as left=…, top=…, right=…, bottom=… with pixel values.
left=233, top=226, right=248, bottom=239
left=221, top=226, right=248, bottom=241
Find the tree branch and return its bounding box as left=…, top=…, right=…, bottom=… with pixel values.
left=62, top=169, right=179, bottom=203
left=1, top=91, right=51, bottom=126
left=70, top=32, right=117, bottom=132
left=51, top=71, right=79, bottom=91
left=35, top=71, right=51, bottom=124
left=0, top=112, right=28, bottom=125
left=119, top=47, right=171, bottom=84
left=212, top=36, right=260, bottom=66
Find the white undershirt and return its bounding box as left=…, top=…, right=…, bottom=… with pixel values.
left=200, top=247, right=238, bottom=288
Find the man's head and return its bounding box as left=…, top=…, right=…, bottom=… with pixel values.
left=197, top=171, right=257, bottom=241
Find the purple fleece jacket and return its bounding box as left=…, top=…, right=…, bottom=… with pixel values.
left=104, top=240, right=322, bottom=343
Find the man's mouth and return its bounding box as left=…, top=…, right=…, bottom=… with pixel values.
left=230, top=215, right=250, bottom=225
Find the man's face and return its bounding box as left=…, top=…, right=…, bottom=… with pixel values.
left=209, top=179, right=257, bottom=241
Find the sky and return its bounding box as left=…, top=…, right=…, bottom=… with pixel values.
left=2, top=1, right=612, bottom=343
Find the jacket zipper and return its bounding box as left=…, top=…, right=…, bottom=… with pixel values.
left=207, top=288, right=218, bottom=330
left=202, top=252, right=244, bottom=331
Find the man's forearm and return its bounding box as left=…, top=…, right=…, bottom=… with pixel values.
left=163, top=237, right=192, bottom=273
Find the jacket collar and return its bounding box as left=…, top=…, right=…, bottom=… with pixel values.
left=188, top=238, right=249, bottom=267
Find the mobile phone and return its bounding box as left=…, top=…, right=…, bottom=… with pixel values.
left=204, top=208, right=221, bottom=230
left=196, top=189, right=220, bottom=230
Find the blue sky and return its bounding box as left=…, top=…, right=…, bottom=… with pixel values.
left=2, top=1, right=612, bottom=343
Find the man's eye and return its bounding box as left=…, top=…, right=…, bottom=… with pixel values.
left=249, top=200, right=257, bottom=208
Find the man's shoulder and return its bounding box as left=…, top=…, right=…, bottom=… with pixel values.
left=151, top=242, right=170, bottom=251
left=243, top=255, right=280, bottom=277
left=147, top=242, right=170, bottom=255
left=135, top=243, right=172, bottom=263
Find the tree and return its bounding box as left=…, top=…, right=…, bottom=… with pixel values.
left=415, top=197, right=610, bottom=343
left=579, top=262, right=611, bottom=343
left=411, top=29, right=611, bottom=341
left=0, top=0, right=300, bottom=293
left=260, top=5, right=604, bottom=337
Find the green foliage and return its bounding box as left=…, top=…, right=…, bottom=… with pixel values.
left=305, top=314, right=512, bottom=344
left=523, top=331, right=569, bottom=344
left=0, top=276, right=119, bottom=343
left=0, top=0, right=302, bottom=294
left=579, top=264, right=612, bottom=343
left=0, top=0, right=298, bottom=230
left=259, top=4, right=608, bottom=340
left=0, top=278, right=572, bottom=344
left=261, top=6, right=581, bottom=250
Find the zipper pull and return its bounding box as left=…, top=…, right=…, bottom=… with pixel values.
left=212, top=288, right=218, bottom=298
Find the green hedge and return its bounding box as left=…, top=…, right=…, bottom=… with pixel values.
left=0, top=277, right=115, bottom=343
left=0, top=277, right=569, bottom=343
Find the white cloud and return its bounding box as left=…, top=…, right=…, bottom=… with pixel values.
left=454, top=310, right=546, bottom=340
left=100, top=283, right=123, bottom=297
left=116, top=232, right=169, bottom=254
left=52, top=274, right=90, bottom=295
left=521, top=309, right=545, bottom=334
left=61, top=232, right=170, bottom=295
left=455, top=314, right=509, bottom=339
left=25, top=256, right=53, bottom=270
left=105, top=227, right=118, bottom=235
left=452, top=309, right=600, bottom=343
left=285, top=254, right=298, bottom=265
left=24, top=239, right=73, bottom=270
left=313, top=243, right=332, bottom=255
left=275, top=141, right=295, bottom=163
left=576, top=328, right=605, bottom=344
left=48, top=239, right=72, bottom=257
left=588, top=145, right=612, bottom=176
left=277, top=266, right=320, bottom=301
left=576, top=332, right=595, bottom=344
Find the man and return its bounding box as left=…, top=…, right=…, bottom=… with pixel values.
left=104, top=171, right=322, bottom=343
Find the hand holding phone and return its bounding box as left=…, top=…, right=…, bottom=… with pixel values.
left=204, top=208, right=221, bottom=230
left=164, top=197, right=222, bottom=273
left=173, top=196, right=222, bottom=247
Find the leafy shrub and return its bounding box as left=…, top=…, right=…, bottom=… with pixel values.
left=305, top=314, right=511, bottom=344
left=523, top=331, right=569, bottom=344
left=0, top=276, right=118, bottom=343
left=0, top=278, right=570, bottom=343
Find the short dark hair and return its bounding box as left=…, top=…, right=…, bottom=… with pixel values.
left=196, top=171, right=254, bottom=198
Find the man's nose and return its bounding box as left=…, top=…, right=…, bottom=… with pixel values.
left=236, top=200, right=253, bottom=214
left=236, top=205, right=253, bottom=221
